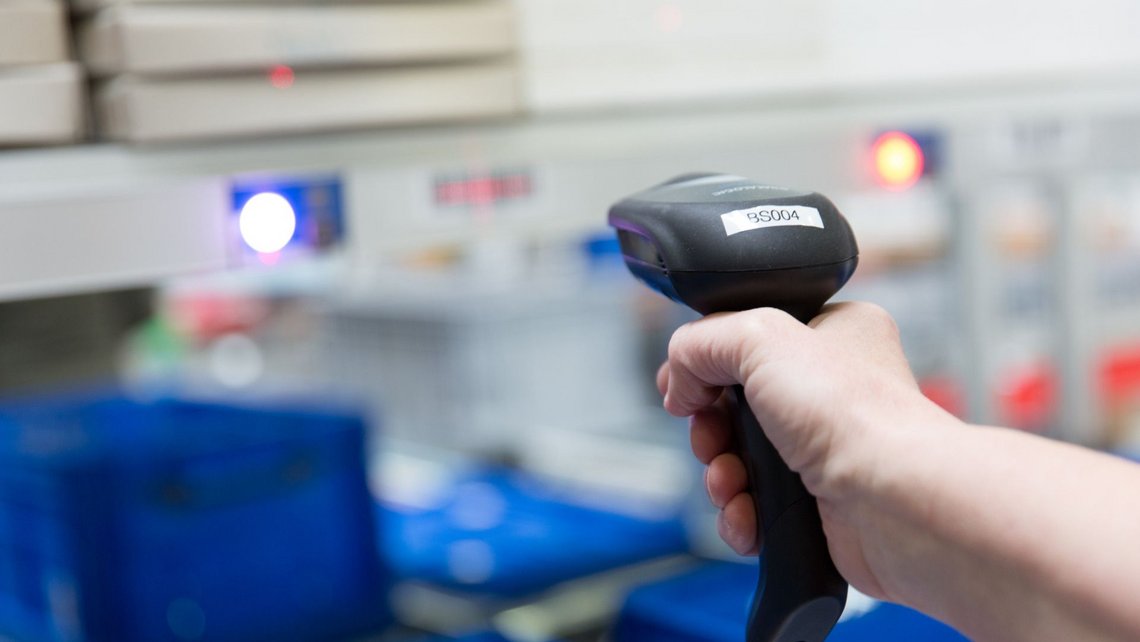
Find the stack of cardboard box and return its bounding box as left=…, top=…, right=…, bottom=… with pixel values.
left=0, top=0, right=85, bottom=146
left=74, top=0, right=520, bottom=143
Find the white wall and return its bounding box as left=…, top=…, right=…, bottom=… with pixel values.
left=518, top=0, right=1140, bottom=111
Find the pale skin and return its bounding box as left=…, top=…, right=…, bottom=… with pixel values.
left=657, top=301, right=1140, bottom=642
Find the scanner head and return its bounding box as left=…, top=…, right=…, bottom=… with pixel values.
left=607, top=173, right=859, bottom=318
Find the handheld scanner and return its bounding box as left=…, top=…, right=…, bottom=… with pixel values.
left=608, top=174, right=857, bottom=642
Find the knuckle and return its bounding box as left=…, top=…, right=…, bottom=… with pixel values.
left=735, top=308, right=795, bottom=347
left=854, top=302, right=900, bottom=338
left=667, top=322, right=694, bottom=361
left=735, top=307, right=798, bottom=360
left=741, top=306, right=796, bottom=331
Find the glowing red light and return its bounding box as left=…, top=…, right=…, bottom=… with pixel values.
left=468, top=178, right=495, bottom=205
left=871, top=131, right=924, bottom=190
left=434, top=173, right=533, bottom=206
left=268, top=65, right=295, bottom=90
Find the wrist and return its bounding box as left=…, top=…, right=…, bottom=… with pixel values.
left=825, top=390, right=965, bottom=507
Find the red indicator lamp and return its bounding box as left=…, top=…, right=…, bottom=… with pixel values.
left=268, top=65, right=295, bottom=90
left=872, top=131, right=925, bottom=190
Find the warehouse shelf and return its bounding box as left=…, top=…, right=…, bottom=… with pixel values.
left=7, top=78, right=1140, bottom=303
left=8, top=74, right=1140, bottom=186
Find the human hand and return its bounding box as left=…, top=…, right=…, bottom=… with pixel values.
left=657, top=301, right=958, bottom=600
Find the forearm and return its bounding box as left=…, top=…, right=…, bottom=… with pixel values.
left=853, top=421, right=1140, bottom=641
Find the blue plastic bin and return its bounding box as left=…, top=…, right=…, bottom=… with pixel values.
left=0, top=393, right=391, bottom=642
left=381, top=468, right=688, bottom=598
left=425, top=632, right=542, bottom=642
left=613, top=561, right=968, bottom=642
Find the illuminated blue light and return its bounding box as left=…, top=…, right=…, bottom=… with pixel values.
left=239, top=192, right=296, bottom=254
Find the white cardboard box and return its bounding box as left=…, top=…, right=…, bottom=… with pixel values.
left=0, top=64, right=85, bottom=146
left=95, top=60, right=520, bottom=143
left=79, top=0, right=515, bottom=76
left=0, top=0, right=69, bottom=66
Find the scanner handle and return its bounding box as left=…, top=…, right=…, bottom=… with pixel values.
left=727, top=385, right=848, bottom=642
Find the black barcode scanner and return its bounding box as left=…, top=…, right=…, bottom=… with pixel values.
left=608, top=174, right=858, bottom=642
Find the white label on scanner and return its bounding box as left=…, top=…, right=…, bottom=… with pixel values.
left=720, top=205, right=824, bottom=236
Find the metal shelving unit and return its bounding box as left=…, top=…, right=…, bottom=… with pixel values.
left=7, top=78, right=1140, bottom=450
left=7, top=79, right=1140, bottom=301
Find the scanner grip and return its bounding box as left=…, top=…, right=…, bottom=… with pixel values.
left=727, top=385, right=848, bottom=642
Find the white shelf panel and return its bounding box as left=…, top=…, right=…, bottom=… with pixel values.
left=0, top=180, right=230, bottom=301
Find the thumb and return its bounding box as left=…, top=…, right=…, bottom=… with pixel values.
left=664, top=308, right=807, bottom=417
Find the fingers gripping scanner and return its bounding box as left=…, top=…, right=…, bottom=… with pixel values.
left=608, top=174, right=858, bottom=642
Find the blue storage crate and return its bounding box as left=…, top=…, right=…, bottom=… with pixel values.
left=0, top=393, right=392, bottom=642
left=423, top=632, right=557, bottom=642
left=380, top=468, right=688, bottom=598
left=612, top=561, right=967, bottom=642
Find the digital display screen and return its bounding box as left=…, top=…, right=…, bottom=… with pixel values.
left=434, top=171, right=532, bottom=207
left=230, top=175, right=344, bottom=264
